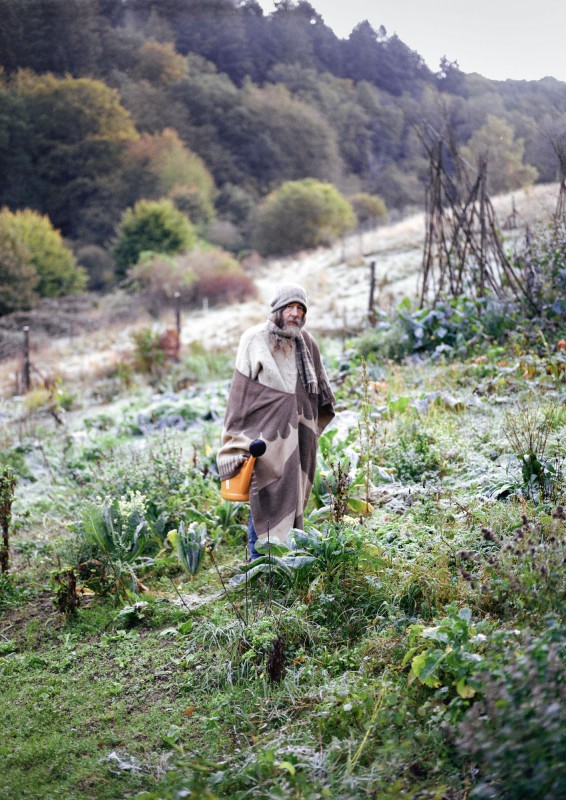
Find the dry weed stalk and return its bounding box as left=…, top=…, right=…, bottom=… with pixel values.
left=503, top=400, right=556, bottom=461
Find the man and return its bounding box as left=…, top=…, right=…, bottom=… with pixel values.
left=217, top=284, right=335, bottom=559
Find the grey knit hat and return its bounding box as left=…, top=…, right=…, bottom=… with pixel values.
left=270, top=283, right=308, bottom=313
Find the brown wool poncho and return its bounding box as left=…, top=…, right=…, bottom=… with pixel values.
left=217, top=327, right=335, bottom=546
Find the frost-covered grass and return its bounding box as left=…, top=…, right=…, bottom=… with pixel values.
left=0, top=326, right=565, bottom=800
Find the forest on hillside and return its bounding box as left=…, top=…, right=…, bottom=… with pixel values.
left=1, top=0, right=566, bottom=310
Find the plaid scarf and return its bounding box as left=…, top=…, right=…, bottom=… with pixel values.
left=266, top=320, right=319, bottom=395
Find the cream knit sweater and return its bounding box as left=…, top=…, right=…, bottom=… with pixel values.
left=235, top=323, right=298, bottom=394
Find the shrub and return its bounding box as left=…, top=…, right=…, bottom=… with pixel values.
left=168, top=184, right=215, bottom=229
left=252, top=178, right=355, bottom=256
left=215, top=183, right=255, bottom=226
left=184, top=246, right=257, bottom=307
left=205, top=219, right=245, bottom=253
left=128, top=128, right=215, bottom=212
left=127, top=252, right=196, bottom=317
left=131, top=328, right=165, bottom=376
left=75, top=245, right=116, bottom=292
left=0, top=216, right=38, bottom=314
left=457, top=622, right=566, bottom=800
left=191, top=271, right=256, bottom=307
left=113, top=199, right=196, bottom=278
left=350, top=192, right=387, bottom=226
left=0, top=207, right=86, bottom=304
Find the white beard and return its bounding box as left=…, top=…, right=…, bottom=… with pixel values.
left=279, top=323, right=303, bottom=338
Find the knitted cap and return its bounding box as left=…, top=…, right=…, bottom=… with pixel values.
left=270, top=283, right=308, bottom=313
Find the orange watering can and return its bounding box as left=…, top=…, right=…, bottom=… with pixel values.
left=221, top=439, right=266, bottom=502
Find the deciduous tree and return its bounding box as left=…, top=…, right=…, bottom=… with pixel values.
left=0, top=207, right=85, bottom=307
left=0, top=72, right=139, bottom=243
left=252, top=178, right=355, bottom=256
left=0, top=213, right=38, bottom=314
left=113, top=199, right=196, bottom=278
left=462, top=115, right=538, bottom=195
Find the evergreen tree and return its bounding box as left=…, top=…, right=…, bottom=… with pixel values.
left=0, top=0, right=102, bottom=77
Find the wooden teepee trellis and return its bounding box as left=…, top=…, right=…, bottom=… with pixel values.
left=549, top=136, right=566, bottom=221
left=418, top=124, right=539, bottom=313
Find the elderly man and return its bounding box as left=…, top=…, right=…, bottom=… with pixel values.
left=217, top=284, right=335, bottom=559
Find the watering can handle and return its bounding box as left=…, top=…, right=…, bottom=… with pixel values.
left=249, top=439, right=266, bottom=458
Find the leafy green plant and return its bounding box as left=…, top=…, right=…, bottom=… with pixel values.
left=166, top=521, right=207, bottom=578
left=229, top=543, right=298, bottom=590
left=357, top=295, right=516, bottom=362
left=209, top=500, right=247, bottom=542
left=385, top=418, right=442, bottom=482
left=229, top=524, right=354, bottom=591
left=230, top=524, right=384, bottom=641
left=96, top=435, right=218, bottom=540
left=0, top=446, right=34, bottom=480
left=115, top=601, right=152, bottom=628
left=403, top=604, right=488, bottom=720
left=71, top=493, right=150, bottom=598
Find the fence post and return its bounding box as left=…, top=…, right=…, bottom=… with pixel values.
left=22, top=326, right=31, bottom=392
left=174, top=292, right=181, bottom=336
left=368, top=260, right=376, bottom=325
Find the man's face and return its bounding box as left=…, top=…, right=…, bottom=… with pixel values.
left=281, top=302, right=305, bottom=327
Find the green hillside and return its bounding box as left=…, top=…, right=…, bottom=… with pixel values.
left=1, top=0, right=565, bottom=303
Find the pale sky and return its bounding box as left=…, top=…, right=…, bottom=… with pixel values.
left=257, top=0, right=566, bottom=82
